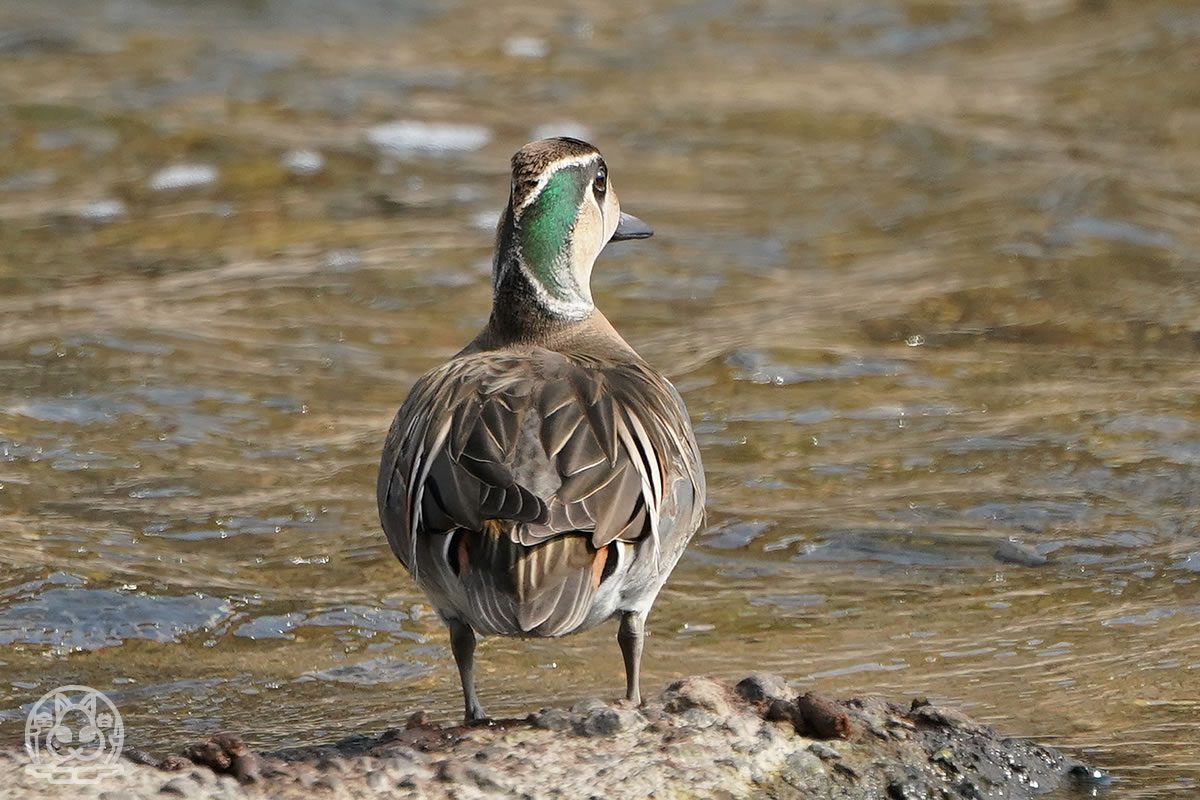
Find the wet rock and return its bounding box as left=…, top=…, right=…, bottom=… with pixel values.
left=529, top=707, right=574, bottom=731
left=662, top=676, right=732, bottom=717
left=183, top=733, right=260, bottom=783
left=910, top=700, right=978, bottom=731
left=574, top=706, right=645, bottom=737
left=1070, top=763, right=1114, bottom=790
left=994, top=538, right=1049, bottom=567
left=159, top=755, right=192, bottom=771
left=765, top=693, right=853, bottom=740
left=795, top=693, right=853, bottom=740
left=735, top=673, right=795, bottom=705
left=1, top=676, right=1107, bottom=799
left=570, top=696, right=607, bottom=713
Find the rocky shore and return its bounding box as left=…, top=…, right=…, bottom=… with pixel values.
left=3, top=675, right=1109, bottom=799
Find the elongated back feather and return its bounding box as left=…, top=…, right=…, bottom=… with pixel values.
left=378, top=345, right=703, bottom=634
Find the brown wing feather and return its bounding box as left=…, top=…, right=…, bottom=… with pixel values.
left=377, top=346, right=703, bottom=632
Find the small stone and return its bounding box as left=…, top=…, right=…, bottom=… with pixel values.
left=912, top=704, right=976, bottom=730
left=1069, top=764, right=1112, bottom=787
left=100, top=792, right=140, bottom=800
left=530, top=708, right=574, bottom=731
left=574, top=706, right=644, bottom=737
left=159, top=754, right=191, bottom=771
left=123, top=748, right=161, bottom=767
left=765, top=699, right=795, bottom=723
left=570, top=697, right=607, bottom=714
left=735, top=674, right=794, bottom=705
left=662, top=677, right=732, bottom=717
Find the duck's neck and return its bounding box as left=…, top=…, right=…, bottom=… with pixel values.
left=487, top=205, right=594, bottom=342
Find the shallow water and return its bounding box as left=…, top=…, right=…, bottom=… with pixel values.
left=1, top=0, right=1199, bottom=795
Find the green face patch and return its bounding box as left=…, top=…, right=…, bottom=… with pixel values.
left=518, top=166, right=587, bottom=301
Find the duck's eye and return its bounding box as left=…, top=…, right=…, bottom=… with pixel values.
left=593, top=167, right=607, bottom=197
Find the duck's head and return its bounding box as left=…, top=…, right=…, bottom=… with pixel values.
left=492, top=137, right=652, bottom=322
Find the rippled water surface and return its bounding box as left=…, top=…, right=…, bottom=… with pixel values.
left=2, top=1, right=1199, bottom=796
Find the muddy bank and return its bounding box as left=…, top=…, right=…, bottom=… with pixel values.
left=3, top=675, right=1108, bottom=799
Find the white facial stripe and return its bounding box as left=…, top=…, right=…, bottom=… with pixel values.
left=516, top=260, right=593, bottom=320
left=515, top=153, right=602, bottom=212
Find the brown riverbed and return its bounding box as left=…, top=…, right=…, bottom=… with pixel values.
left=1, top=1, right=1198, bottom=797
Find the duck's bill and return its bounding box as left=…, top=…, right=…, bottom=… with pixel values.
left=611, top=212, right=654, bottom=241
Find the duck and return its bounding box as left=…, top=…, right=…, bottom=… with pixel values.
left=376, top=137, right=706, bottom=724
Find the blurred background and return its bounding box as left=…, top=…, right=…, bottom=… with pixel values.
left=1, top=0, right=1198, bottom=795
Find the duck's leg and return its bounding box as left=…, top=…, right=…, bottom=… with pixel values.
left=447, top=618, right=488, bottom=724
left=617, top=610, right=645, bottom=705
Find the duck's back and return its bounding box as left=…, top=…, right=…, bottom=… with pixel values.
left=377, top=345, right=705, bottom=637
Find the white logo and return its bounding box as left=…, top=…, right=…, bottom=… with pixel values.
left=24, top=685, right=125, bottom=784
